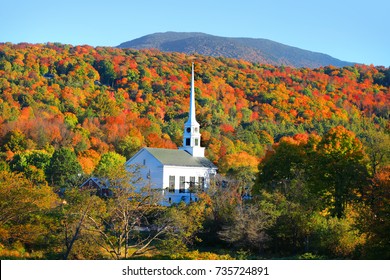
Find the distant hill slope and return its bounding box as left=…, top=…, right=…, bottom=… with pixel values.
left=117, top=32, right=354, bottom=68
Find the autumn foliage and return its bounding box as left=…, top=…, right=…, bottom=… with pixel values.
left=0, top=43, right=388, bottom=178
left=0, top=42, right=389, bottom=259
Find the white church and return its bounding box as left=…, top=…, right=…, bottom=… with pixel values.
left=125, top=63, right=217, bottom=204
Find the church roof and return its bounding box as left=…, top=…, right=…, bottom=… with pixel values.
left=144, top=147, right=217, bottom=168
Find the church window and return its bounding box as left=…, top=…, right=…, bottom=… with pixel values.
left=189, top=176, right=195, bottom=190
left=169, top=176, right=175, bottom=193
left=186, top=138, right=190, bottom=146
left=179, top=176, right=185, bottom=193
left=198, top=177, right=205, bottom=191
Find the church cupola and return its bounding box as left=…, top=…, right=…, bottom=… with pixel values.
left=179, top=63, right=205, bottom=157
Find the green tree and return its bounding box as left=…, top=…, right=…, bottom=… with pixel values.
left=90, top=89, right=119, bottom=117
left=311, top=126, right=369, bottom=217
left=253, top=130, right=370, bottom=256
left=254, top=170, right=319, bottom=256
left=116, top=136, right=142, bottom=159
left=95, top=60, right=116, bottom=86
left=46, top=147, right=82, bottom=189
left=255, top=128, right=370, bottom=218
left=0, top=130, right=28, bottom=153
left=360, top=127, right=390, bottom=175
left=10, top=150, right=51, bottom=185
left=94, top=151, right=126, bottom=179
left=254, top=134, right=318, bottom=195
left=257, top=144, right=304, bottom=193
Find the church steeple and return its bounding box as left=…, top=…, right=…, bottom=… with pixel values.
left=179, top=63, right=205, bottom=157
left=187, top=63, right=199, bottom=127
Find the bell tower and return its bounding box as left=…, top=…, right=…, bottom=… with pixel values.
left=179, top=63, right=205, bottom=157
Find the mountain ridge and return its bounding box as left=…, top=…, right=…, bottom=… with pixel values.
left=117, top=32, right=355, bottom=68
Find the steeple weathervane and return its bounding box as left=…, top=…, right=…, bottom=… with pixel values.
left=179, top=63, right=205, bottom=157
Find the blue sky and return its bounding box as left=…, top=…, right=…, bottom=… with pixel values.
left=1, top=0, right=389, bottom=66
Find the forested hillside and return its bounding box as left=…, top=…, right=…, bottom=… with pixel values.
left=0, top=43, right=388, bottom=177
left=117, top=32, right=354, bottom=68
left=0, top=43, right=389, bottom=259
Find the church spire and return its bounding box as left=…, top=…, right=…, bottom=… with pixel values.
left=187, top=63, right=199, bottom=126
left=179, top=63, right=205, bottom=157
